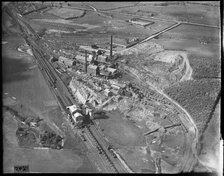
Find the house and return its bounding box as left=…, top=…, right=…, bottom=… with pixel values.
left=58, top=56, right=75, bottom=67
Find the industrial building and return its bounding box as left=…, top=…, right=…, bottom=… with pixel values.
left=75, top=54, right=92, bottom=63
left=96, top=55, right=108, bottom=63
left=87, top=65, right=99, bottom=76
left=79, top=45, right=99, bottom=53
left=58, top=56, right=76, bottom=68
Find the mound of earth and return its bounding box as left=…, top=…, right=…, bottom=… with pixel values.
left=120, top=42, right=192, bottom=89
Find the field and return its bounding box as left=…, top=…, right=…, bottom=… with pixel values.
left=86, top=2, right=138, bottom=10
left=46, top=8, right=85, bottom=19
left=108, top=2, right=220, bottom=26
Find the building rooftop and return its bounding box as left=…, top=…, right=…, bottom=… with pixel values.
left=75, top=55, right=92, bottom=62
left=88, top=65, right=98, bottom=69
left=107, top=67, right=117, bottom=74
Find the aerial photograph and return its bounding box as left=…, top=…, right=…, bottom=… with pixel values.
left=2, top=1, right=221, bottom=174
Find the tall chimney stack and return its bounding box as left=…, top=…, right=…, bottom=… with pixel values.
left=110, top=35, right=113, bottom=60
left=85, top=50, right=87, bottom=73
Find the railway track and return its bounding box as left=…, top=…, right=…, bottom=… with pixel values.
left=13, top=10, right=125, bottom=172
left=34, top=46, right=120, bottom=173
left=85, top=126, right=119, bottom=172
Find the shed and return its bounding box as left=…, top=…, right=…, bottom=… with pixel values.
left=87, top=65, right=99, bottom=76
left=104, top=88, right=113, bottom=97
left=111, top=84, right=120, bottom=90
left=110, top=80, right=126, bottom=89
left=107, top=67, right=117, bottom=75
left=59, top=56, right=75, bottom=67
left=111, top=88, right=119, bottom=95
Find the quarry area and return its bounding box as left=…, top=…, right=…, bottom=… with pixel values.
left=2, top=1, right=221, bottom=174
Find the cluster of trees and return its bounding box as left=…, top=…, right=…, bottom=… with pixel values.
left=40, top=131, right=63, bottom=149
left=189, top=55, right=221, bottom=79
left=165, top=79, right=220, bottom=134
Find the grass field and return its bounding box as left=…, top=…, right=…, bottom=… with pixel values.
left=46, top=8, right=85, bottom=19
left=108, top=2, right=219, bottom=26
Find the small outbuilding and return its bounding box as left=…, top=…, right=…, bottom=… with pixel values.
left=107, top=67, right=117, bottom=75
left=104, top=88, right=113, bottom=97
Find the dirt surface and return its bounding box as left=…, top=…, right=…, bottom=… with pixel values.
left=98, top=110, right=145, bottom=147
